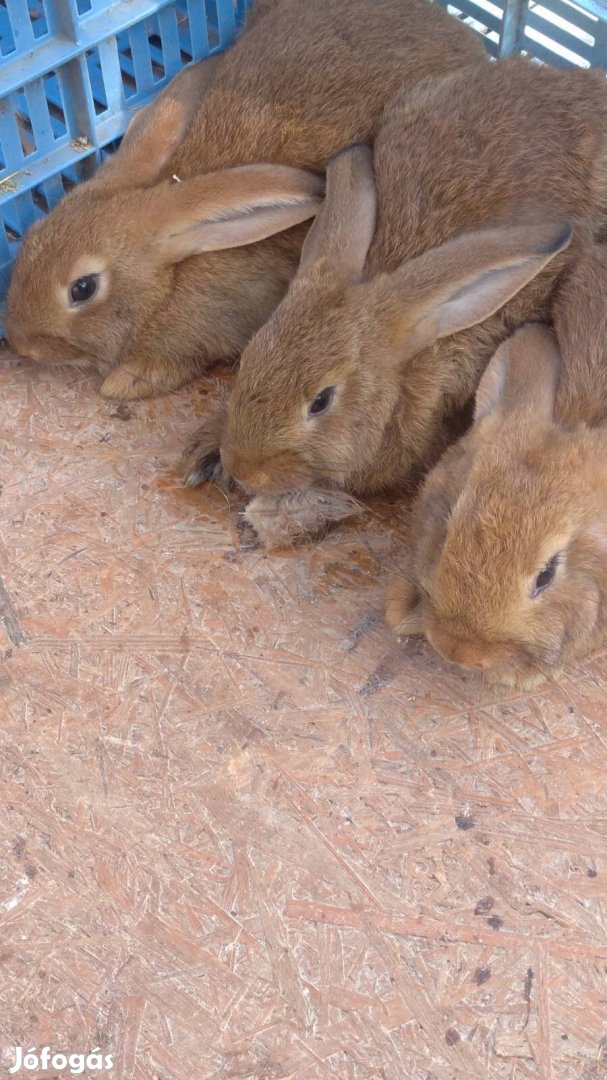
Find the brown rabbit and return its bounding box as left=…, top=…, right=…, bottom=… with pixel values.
left=5, top=0, right=487, bottom=401
left=385, top=247, right=607, bottom=688
left=184, top=58, right=607, bottom=547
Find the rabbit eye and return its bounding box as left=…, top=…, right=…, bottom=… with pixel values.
left=532, top=554, right=560, bottom=598
left=308, top=386, right=336, bottom=418
left=70, top=274, right=99, bottom=305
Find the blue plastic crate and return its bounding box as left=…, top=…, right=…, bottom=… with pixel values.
left=0, top=0, right=252, bottom=298
left=0, top=0, right=606, bottom=308
left=439, top=0, right=607, bottom=65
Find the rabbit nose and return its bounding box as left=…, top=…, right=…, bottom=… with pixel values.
left=247, top=470, right=271, bottom=490
left=427, top=627, right=491, bottom=670
left=221, top=449, right=271, bottom=492
left=235, top=466, right=272, bottom=492
left=7, top=332, right=28, bottom=357
left=458, top=651, right=491, bottom=670
left=8, top=333, right=40, bottom=362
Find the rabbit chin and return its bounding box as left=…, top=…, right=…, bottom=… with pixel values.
left=474, top=660, right=555, bottom=691
left=7, top=331, right=102, bottom=371
left=424, top=624, right=558, bottom=690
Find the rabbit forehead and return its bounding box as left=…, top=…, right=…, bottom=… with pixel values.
left=10, top=186, right=141, bottom=294
left=434, top=438, right=579, bottom=619
left=237, top=278, right=358, bottom=397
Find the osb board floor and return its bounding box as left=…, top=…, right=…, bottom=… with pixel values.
left=1, top=350, right=606, bottom=1080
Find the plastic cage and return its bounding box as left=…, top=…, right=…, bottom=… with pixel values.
left=0, top=0, right=606, bottom=305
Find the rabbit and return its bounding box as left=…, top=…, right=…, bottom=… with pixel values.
left=5, top=0, right=487, bottom=402
left=182, top=56, right=607, bottom=548
left=384, top=247, right=607, bottom=688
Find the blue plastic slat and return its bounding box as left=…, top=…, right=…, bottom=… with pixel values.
left=479, top=31, right=500, bottom=53
left=24, top=78, right=55, bottom=153
left=40, top=172, right=68, bottom=216
left=591, top=9, right=607, bottom=67
left=86, top=0, right=113, bottom=15
left=184, top=0, right=211, bottom=58
left=521, top=31, right=585, bottom=61
left=96, top=35, right=128, bottom=115
left=525, top=10, right=596, bottom=59
left=29, top=75, right=68, bottom=141
left=499, top=0, right=528, bottom=54
left=215, top=0, right=237, bottom=46
left=138, top=19, right=171, bottom=73
left=533, top=0, right=598, bottom=32
left=4, top=0, right=35, bottom=53
left=45, top=0, right=81, bottom=40
left=85, top=48, right=108, bottom=113
left=29, top=0, right=49, bottom=42
left=0, top=91, right=26, bottom=170
left=157, top=5, right=184, bottom=79
left=3, top=188, right=37, bottom=237
left=128, top=21, right=156, bottom=96
left=0, top=3, right=16, bottom=56
left=57, top=54, right=99, bottom=148
left=442, top=0, right=503, bottom=37
left=569, top=0, right=607, bottom=19
left=111, top=36, right=144, bottom=103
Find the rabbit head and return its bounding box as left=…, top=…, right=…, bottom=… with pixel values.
left=386, top=322, right=607, bottom=688
left=5, top=66, right=323, bottom=393
left=220, top=145, right=573, bottom=497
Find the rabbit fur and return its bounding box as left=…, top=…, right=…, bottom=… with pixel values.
left=184, top=58, right=607, bottom=547
left=5, top=0, right=486, bottom=400
left=385, top=243, right=607, bottom=687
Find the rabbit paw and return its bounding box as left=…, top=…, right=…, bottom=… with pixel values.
left=100, top=364, right=161, bottom=401
left=235, top=515, right=262, bottom=550
left=242, top=489, right=364, bottom=548
left=184, top=448, right=229, bottom=489
left=183, top=401, right=230, bottom=488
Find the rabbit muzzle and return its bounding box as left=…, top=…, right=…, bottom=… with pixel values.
left=425, top=624, right=494, bottom=671
left=221, top=447, right=314, bottom=495
left=425, top=620, right=557, bottom=688
left=6, top=326, right=39, bottom=363
left=6, top=325, right=89, bottom=368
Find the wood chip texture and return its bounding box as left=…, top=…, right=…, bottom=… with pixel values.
left=1, top=357, right=606, bottom=1080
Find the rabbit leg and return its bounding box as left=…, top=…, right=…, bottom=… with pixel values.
left=100, top=354, right=202, bottom=400
left=100, top=295, right=221, bottom=400
left=182, top=398, right=230, bottom=489
left=242, top=489, right=364, bottom=548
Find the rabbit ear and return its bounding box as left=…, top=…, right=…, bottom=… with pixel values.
left=554, top=242, right=607, bottom=353
left=380, top=221, right=572, bottom=359
left=101, top=54, right=223, bottom=188
left=474, top=323, right=560, bottom=424
left=296, top=143, right=377, bottom=281
left=153, top=164, right=324, bottom=261
left=473, top=344, right=508, bottom=422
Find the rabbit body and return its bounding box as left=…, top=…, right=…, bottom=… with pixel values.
left=386, top=245, right=607, bottom=687
left=189, top=58, right=607, bottom=547
left=6, top=0, right=486, bottom=400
